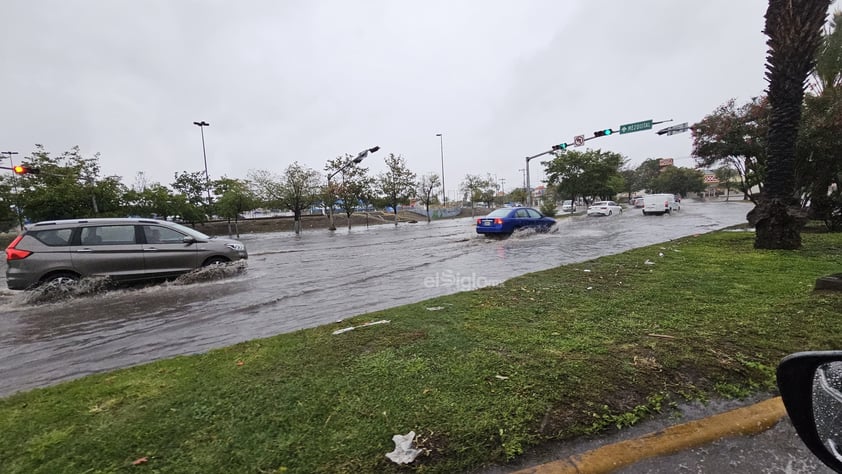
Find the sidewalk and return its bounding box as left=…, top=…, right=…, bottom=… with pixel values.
left=475, top=394, right=823, bottom=474
left=511, top=397, right=786, bottom=473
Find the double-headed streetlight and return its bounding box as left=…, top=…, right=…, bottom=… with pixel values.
left=327, top=146, right=380, bottom=231
left=435, top=133, right=446, bottom=207
left=192, top=121, right=212, bottom=204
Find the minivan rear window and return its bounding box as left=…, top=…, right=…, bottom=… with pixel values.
left=31, top=229, right=73, bottom=246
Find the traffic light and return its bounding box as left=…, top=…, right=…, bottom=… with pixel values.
left=593, top=129, right=613, bottom=137
left=551, top=143, right=568, bottom=151
left=13, top=165, right=40, bottom=175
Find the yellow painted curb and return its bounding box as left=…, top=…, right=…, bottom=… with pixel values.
left=513, top=396, right=786, bottom=474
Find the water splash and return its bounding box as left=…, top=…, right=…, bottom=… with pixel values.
left=23, top=276, right=116, bottom=305
left=171, top=260, right=248, bottom=285
left=17, top=261, right=248, bottom=304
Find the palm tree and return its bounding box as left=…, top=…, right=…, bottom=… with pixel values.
left=802, top=11, right=842, bottom=231
left=748, top=0, right=830, bottom=249
left=811, top=11, right=842, bottom=94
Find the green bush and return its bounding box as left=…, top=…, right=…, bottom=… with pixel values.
left=539, top=201, right=557, bottom=217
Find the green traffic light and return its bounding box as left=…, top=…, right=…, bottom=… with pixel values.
left=603, top=129, right=612, bottom=136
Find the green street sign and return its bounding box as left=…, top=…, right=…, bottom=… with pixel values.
left=619, top=120, right=653, bottom=134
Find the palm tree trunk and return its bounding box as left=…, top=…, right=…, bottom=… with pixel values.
left=750, top=0, right=829, bottom=249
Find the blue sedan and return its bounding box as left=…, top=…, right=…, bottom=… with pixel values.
left=476, top=207, right=556, bottom=235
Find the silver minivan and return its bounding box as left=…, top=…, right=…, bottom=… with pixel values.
left=4, top=218, right=248, bottom=290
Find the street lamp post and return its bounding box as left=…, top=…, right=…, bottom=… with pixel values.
left=2, top=151, right=22, bottom=229
left=435, top=133, right=445, bottom=207
left=327, top=146, right=380, bottom=231
left=192, top=121, right=212, bottom=205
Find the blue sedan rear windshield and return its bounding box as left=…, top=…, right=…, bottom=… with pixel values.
left=485, top=209, right=512, bottom=217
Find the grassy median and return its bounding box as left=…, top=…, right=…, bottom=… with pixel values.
left=2, top=229, right=842, bottom=473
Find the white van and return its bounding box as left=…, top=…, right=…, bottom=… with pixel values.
left=642, top=194, right=680, bottom=215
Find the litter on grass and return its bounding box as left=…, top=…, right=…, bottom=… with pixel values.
left=386, top=431, right=421, bottom=464
left=426, top=306, right=445, bottom=311
left=332, top=320, right=390, bottom=335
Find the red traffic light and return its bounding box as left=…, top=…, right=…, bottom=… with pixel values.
left=13, top=165, right=39, bottom=175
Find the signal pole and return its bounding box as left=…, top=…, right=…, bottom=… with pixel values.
left=2, top=151, right=23, bottom=229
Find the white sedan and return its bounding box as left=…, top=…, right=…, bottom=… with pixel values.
left=586, top=201, right=622, bottom=216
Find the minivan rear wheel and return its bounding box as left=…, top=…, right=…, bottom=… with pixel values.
left=41, top=272, right=80, bottom=288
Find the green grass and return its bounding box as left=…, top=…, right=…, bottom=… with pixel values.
left=2, top=230, right=842, bottom=473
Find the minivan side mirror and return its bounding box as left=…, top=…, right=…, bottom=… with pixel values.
left=777, top=351, right=842, bottom=473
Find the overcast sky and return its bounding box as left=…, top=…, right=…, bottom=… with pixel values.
left=1, top=1, right=819, bottom=199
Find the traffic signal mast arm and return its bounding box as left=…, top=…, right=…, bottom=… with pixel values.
left=551, top=118, right=673, bottom=151
left=552, top=129, right=613, bottom=151
left=2, top=164, right=41, bottom=174
left=539, top=117, right=675, bottom=200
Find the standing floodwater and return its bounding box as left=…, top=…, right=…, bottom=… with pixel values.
left=0, top=202, right=750, bottom=396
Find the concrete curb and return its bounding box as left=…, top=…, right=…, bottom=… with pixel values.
left=512, top=397, right=786, bottom=474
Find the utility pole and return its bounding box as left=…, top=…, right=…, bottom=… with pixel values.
left=499, top=178, right=506, bottom=206
left=435, top=133, right=446, bottom=207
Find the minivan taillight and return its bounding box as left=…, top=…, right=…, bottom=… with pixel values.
left=5, top=235, right=32, bottom=261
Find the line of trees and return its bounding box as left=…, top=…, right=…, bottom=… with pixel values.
left=542, top=149, right=707, bottom=205
left=0, top=147, right=423, bottom=235
left=2, top=143, right=587, bottom=235
left=693, top=3, right=841, bottom=242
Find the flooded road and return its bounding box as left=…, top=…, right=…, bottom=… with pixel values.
left=0, top=201, right=750, bottom=396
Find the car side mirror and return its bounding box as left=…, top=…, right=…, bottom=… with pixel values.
left=777, top=351, right=842, bottom=473
left=182, top=236, right=196, bottom=244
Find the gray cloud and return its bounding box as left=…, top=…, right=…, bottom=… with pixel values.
left=0, top=0, right=809, bottom=198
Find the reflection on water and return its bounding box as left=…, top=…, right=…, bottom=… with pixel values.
left=0, top=203, right=751, bottom=396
